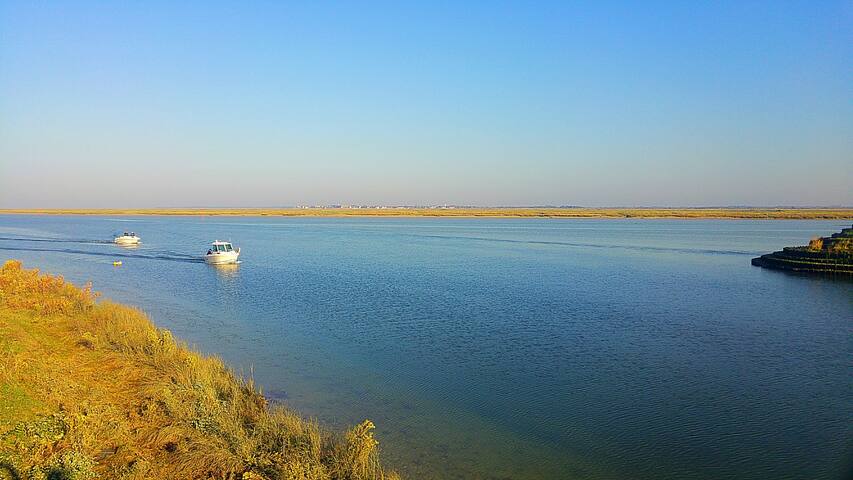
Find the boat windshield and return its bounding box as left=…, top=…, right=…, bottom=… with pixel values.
left=224, top=244, right=233, bottom=252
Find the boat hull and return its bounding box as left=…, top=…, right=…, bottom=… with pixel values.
left=114, top=237, right=140, bottom=245
left=204, top=251, right=240, bottom=264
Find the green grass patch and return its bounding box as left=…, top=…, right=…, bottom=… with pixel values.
left=0, top=383, right=47, bottom=429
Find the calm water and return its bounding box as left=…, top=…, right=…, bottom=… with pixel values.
left=1, top=215, right=851, bottom=480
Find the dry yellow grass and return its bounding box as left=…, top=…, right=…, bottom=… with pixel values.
left=808, top=237, right=824, bottom=251
left=0, top=207, right=851, bottom=219
left=0, top=260, right=400, bottom=480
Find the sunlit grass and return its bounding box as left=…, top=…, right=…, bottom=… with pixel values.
left=1, top=207, right=851, bottom=219
left=0, top=260, right=400, bottom=480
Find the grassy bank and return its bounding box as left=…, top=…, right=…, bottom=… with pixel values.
left=0, top=260, right=400, bottom=480
left=1, top=207, right=852, bottom=219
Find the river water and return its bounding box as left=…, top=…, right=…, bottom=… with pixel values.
left=0, top=215, right=850, bottom=479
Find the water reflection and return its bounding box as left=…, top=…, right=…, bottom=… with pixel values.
left=211, top=262, right=240, bottom=280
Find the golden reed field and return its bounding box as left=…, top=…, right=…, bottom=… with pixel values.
left=0, top=260, right=399, bottom=480
left=1, top=208, right=852, bottom=219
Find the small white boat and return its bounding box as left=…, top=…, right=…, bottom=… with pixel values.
left=205, top=240, right=240, bottom=264
left=114, top=232, right=141, bottom=245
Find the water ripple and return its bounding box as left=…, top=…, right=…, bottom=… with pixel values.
left=402, top=233, right=758, bottom=255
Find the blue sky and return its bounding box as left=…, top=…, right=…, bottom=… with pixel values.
left=1, top=1, right=851, bottom=207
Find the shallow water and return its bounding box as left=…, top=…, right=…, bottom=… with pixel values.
left=1, top=215, right=851, bottom=480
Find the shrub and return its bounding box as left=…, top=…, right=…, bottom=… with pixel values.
left=808, top=237, right=824, bottom=251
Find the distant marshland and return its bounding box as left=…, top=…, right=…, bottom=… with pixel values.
left=1, top=208, right=852, bottom=219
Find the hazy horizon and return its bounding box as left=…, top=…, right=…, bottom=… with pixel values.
left=1, top=1, right=851, bottom=208
left=2, top=204, right=853, bottom=210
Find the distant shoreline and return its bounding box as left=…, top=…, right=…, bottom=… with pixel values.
left=1, top=208, right=852, bottom=219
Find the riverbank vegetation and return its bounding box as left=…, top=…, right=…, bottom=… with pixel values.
left=0, top=260, right=400, bottom=480
left=1, top=207, right=852, bottom=219
left=752, top=225, right=853, bottom=274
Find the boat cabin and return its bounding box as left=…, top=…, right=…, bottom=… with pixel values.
left=209, top=241, right=234, bottom=253
left=114, top=232, right=141, bottom=244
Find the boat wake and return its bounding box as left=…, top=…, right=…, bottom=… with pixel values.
left=0, top=235, right=114, bottom=245
left=0, top=244, right=205, bottom=264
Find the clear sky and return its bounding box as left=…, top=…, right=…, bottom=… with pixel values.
left=1, top=1, right=851, bottom=208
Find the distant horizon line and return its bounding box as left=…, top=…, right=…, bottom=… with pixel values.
left=2, top=207, right=851, bottom=220
left=2, top=205, right=853, bottom=210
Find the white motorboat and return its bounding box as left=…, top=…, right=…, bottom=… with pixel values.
left=114, top=232, right=141, bottom=245
left=205, top=241, right=240, bottom=264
